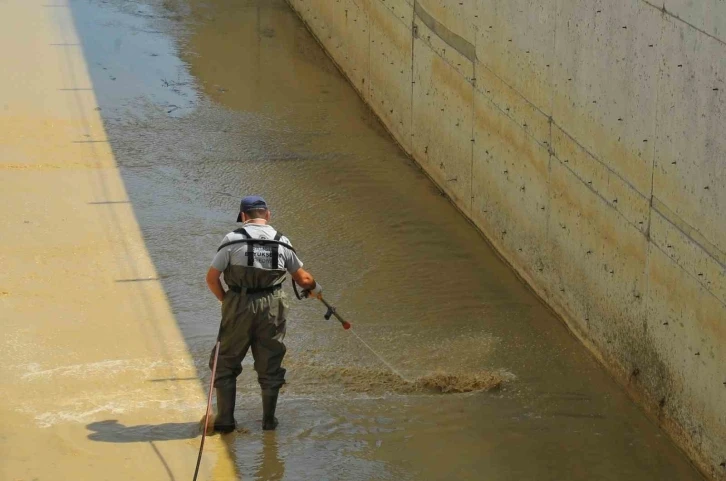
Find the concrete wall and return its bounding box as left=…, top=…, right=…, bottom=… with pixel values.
left=285, top=0, right=726, bottom=478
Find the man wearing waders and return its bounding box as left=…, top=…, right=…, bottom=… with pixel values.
left=205, top=196, right=322, bottom=432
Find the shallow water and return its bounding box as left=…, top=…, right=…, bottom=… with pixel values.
left=65, top=0, right=705, bottom=479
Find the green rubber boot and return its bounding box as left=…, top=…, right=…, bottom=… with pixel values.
left=262, top=394, right=279, bottom=431
left=214, top=387, right=237, bottom=434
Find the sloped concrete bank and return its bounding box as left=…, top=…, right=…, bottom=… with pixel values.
left=285, top=0, right=725, bottom=478
left=0, top=1, right=236, bottom=479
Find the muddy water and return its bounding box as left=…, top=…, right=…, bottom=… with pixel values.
left=66, top=0, right=705, bottom=479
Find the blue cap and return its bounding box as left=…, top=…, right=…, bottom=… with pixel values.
left=236, top=195, right=268, bottom=222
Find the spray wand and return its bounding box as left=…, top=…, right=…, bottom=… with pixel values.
left=317, top=296, right=351, bottom=330
left=293, top=281, right=351, bottom=330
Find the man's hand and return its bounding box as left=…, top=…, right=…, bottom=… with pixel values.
left=304, top=282, right=323, bottom=300
left=292, top=267, right=321, bottom=299
left=206, top=266, right=225, bottom=302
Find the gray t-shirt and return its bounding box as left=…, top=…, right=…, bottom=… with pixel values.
left=211, top=224, right=303, bottom=274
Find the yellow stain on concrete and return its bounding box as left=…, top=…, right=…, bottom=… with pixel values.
left=0, top=2, right=236, bottom=480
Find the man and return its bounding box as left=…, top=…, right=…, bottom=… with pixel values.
left=205, top=195, right=321, bottom=432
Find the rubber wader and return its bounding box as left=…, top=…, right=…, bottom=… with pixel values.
left=214, top=387, right=237, bottom=433
left=210, top=262, right=289, bottom=432
left=262, top=393, right=279, bottom=431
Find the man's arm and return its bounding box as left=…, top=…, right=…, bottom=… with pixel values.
left=291, top=267, right=322, bottom=299
left=206, top=266, right=225, bottom=302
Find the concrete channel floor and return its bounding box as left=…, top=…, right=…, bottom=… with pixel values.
left=0, top=0, right=710, bottom=480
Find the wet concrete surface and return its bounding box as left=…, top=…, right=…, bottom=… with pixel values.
left=65, top=0, right=706, bottom=479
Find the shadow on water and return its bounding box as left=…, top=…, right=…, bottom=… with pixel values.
left=86, top=418, right=285, bottom=480
left=87, top=420, right=199, bottom=443
left=64, top=0, right=707, bottom=479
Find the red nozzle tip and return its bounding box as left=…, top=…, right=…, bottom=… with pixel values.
left=342, top=322, right=351, bottom=330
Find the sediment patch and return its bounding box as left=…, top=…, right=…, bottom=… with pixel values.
left=284, top=364, right=506, bottom=395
